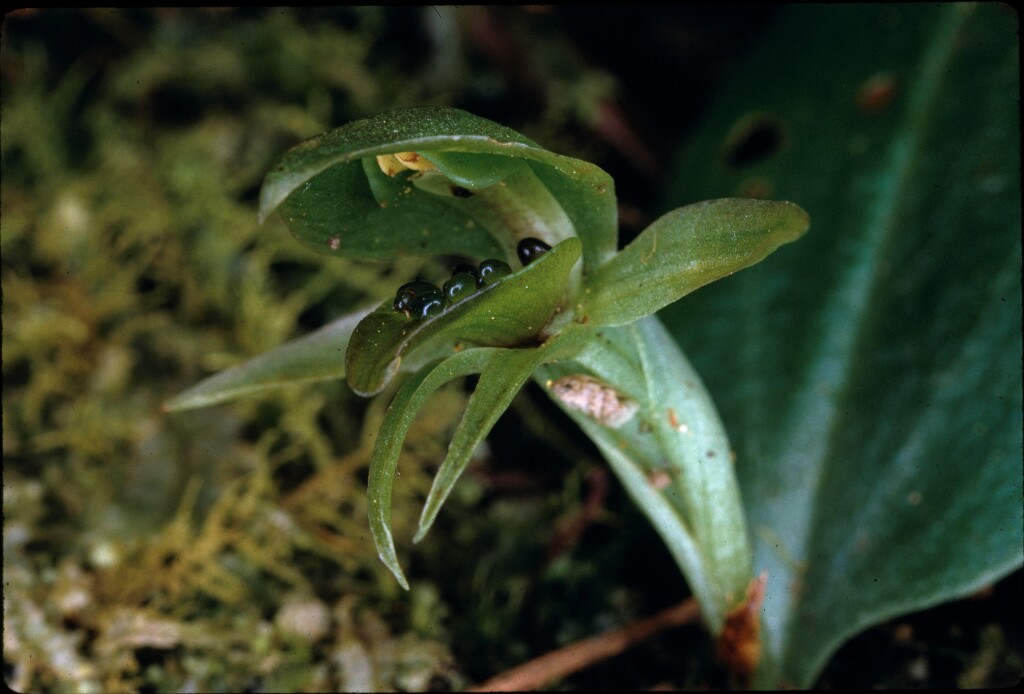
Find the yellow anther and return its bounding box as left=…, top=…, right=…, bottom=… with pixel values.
left=394, top=151, right=438, bottom=171
left=375, top=152, right=439, bottom=177
left=376, top=154, right=406, bottom=177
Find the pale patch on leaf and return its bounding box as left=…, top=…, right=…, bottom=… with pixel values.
left=546, top=374, right=638, bottom=428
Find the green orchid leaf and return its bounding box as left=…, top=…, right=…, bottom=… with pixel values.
left=162, top=305, right=373, bottom=411
left=660, top=4, right=1021, bottom=686
left=581, top=198, right=809, bottom=327
left=280, top=158, right=504, bottom=260
left=258, top=107, right=617, bottom=268
left=414, top=325, right=593, bottom=543
left=536, top=316, right=752, bottom=633
left=415, top=150, right=524, bottom=190
left=407, top=157, right=579, bottom=263
left=345, top=237, right=582, bottom=397
left=370, top=326, right=592, bottom=590
left=368, top=348, right=504, bottom=590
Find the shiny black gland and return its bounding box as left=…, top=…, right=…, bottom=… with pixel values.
left=516, top=237, right=552, bottom=266
left=409, top=289, right=445, bottom=319
left=393, top=280, right=441, bottom=314
left=451, top=263, right=479, bottom=281
left=477, top=259, right=512, bottom=287
left=444, top=272, right=477, bottom=305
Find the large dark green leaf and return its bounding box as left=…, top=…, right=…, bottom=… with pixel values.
left=259, top=107, right=617, bottom=268
left=661, top=4, right=1021, bottom=686
left=345, top=237, right=581, bottom=397
left=581, top=198, right=809, bottom=326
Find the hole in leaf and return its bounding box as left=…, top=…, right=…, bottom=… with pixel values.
left=724, top=114, right=785, bottom=169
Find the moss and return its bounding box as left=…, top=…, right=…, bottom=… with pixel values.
left=2, top=9, right=476, bottom=691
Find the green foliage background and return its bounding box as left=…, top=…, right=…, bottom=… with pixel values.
left=3, top=7, right=1020, bottom=691
left=662, top=4, right=1021, bottom=686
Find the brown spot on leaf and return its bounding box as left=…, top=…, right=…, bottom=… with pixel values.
left=857, top=71, right=898, bottom=114
left=716, top=572, right=768, bottom=685
left=738, top=177, right=774, bottom=199
left=667, top=408, right=689, bottom=434
left=647, top=469, right=672, bottom=490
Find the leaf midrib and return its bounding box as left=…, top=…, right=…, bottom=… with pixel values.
left=762, top=3, right=974, bottom=680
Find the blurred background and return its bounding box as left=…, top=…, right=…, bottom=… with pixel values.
left=2, top=7, right=1019, bottom=691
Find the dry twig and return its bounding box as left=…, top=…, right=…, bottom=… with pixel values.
left=470, top=598, right=701, bottom=691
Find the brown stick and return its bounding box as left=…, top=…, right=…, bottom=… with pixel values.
left=469, top=598, right=701, bottom=692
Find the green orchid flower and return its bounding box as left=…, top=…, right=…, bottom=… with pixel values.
left=167, top=106, right=809, bottom=656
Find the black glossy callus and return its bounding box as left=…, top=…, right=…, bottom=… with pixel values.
left=516, top=237, right=552, bottom=266
left=477, top=259, right=512, bottom=287
left=394, top=280, right=441, bottom=314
